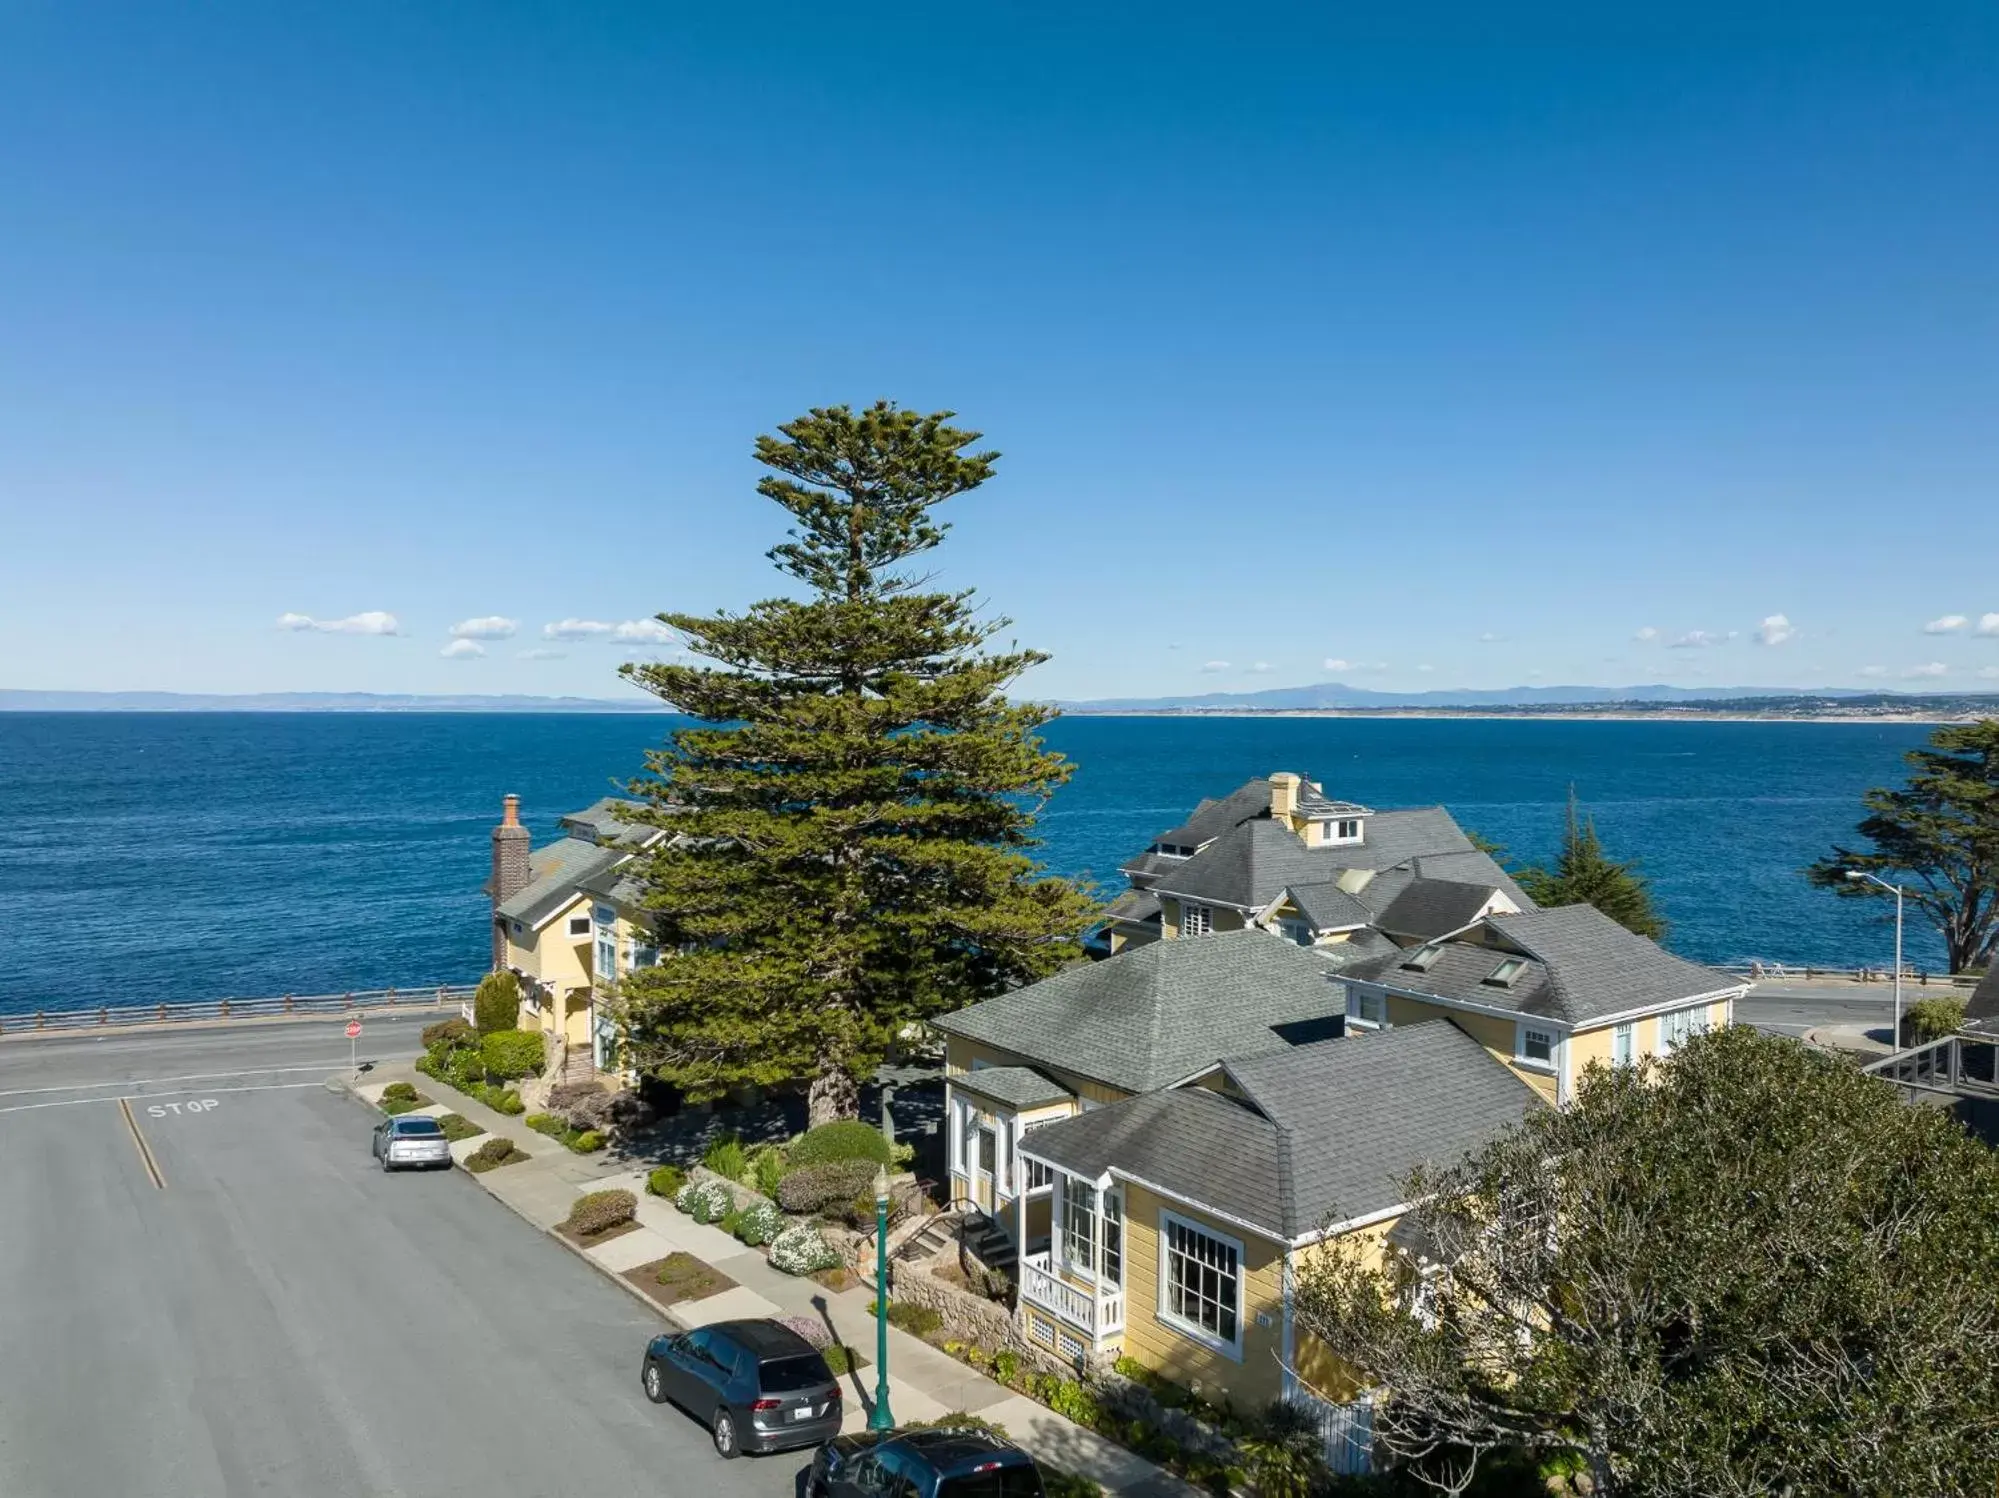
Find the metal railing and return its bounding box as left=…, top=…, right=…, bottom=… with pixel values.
left=0, top=984, right=478, bottom=1036
left=1862, top=1033, right=1999, bottom=1099
left=1722, top=962, right=1975, bottom=986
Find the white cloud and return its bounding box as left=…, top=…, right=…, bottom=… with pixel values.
left=1667, top=630, right=1729, bottom=649
left=1201, top=660, right=1231, bottom=673
left=1924, top=614, right=1968, bottom=635
left=440, top=638, right=485, bottom=659
left=1322, top=658, right=1351, bottom=672
left=1904, top=662, right=1949, bottom=679
left=544, top=619, right=615, bottom=641
left=1248, top=661, right=1275, bottom=673
left=544, top=617, right=675, bottom=645
left=1416, top=663, right=1436, bottom=673
left=1478, top=632, right=1504, bottom=643
left=518, top=648, right=566, bottom=661
left=1979, top=666, right=1999, bottom=680
left=449, top=616, right=518, bottom=641
left=1754, top=614, right=1796, bottom=647
left=276, top=610, right=400, bottom=636
left=1978, top=613, right=1999, bottom=637
left=1857, top=665, right=1889, bottom=678
left=613, top=618, right=675, bottom=645
left=1633, top=626, right=1659, bottom=642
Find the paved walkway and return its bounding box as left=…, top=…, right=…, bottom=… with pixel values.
left=358, top=1066, right=1193, bottom=1495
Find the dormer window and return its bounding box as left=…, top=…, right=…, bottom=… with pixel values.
left=1482, top=957, right=1527, bottom=989
left=1400, top=942, right=1443, bottom=973
left=1317, top=818, right=1363, bottom=845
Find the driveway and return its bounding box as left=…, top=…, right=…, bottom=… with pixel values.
left=0, top=1037, right=800, bottom=1498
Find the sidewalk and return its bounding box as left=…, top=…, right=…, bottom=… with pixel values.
left=355, top=1063, right=1194, bottom=1496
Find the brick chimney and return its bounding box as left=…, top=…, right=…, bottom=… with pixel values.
left=490, top=794, right=532, bottom=969
left=1268, top=772, right=1302, bottom=827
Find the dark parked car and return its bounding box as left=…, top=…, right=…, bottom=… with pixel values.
left=370, top=1114, right=451, bottom=1171
left=810, top=1426, right=1046, bottom=1498
left=640, top=1319, right=843, bottom=1458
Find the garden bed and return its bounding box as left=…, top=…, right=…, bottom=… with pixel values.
left=557, top=1217, right=641, bottom=1249
left=625, top=1252, right=737, bottom=1305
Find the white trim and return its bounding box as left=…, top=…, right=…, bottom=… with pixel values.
left=1355, top=975, right=1748, bottom=1034
left=1157, top=1208, right=1246, bottom=1361
left=1281, top=1248, right=1298, bottom=1399
left=1106, top=1166, right=1283, bottom=1243
left=1289, top=1201, right=1406, bottom=1249
left=1513, top=1021, right=1560, bottom=1074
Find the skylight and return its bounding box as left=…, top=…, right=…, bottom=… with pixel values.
left=1400, top=943, right=1443, bottom=973
left=1482, top=957, right=1527, bottom=989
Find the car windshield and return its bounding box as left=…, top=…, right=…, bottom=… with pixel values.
left=757, top=1353, right=833, bottom=1392
left=393, top=1118, right=444, bottom=1136
left=937, top=1467, right=1045, bottom=1498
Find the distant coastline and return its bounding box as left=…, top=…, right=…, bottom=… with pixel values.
left=1064, top=706, right=1982, bottom=724
left=0, top=690, right=673, bottom=714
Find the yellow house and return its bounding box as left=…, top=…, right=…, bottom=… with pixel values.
left=1014, top=1022, right=1542, bottom=1421
left=1335, top=904, right=1745, bottom=1106
left=485, top=794, right=669, bottom=1081
left=1102, top=771, right=1530, bottom=957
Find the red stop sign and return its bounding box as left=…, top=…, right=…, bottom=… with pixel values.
left=345, top=1020, right=362, bottom=1039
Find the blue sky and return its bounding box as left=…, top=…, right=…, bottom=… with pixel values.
left=2, top=2, right=1995, bottom=700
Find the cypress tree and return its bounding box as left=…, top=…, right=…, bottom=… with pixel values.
left=1519, top=789, right=1667, bottom=940
left=617, top=401, right=1099, bottom=1123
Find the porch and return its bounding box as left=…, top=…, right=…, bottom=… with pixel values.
left=1013, top=1159, right=1128, bottom=1360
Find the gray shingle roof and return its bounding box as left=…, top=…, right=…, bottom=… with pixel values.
left=953, top=1066, right=1074, bottom=1110
left=495, top=837, right=624, bottom=927
left=932, top=928, right=1349, bottom=1093
left=1154, top=779, right=1276, bottom=850
left=1348, top=905, right=1738, bottom=1027
left=1284, top=883, right=1374, bottom=931
left=1297, top=782, right=1373, bottom=818
left=1104, top=887, right=1163, bottom=925
left=1019, top=1087, right=1288, bottom=1236
left=1152, top=807, right=1520, bottom=912
left=558, top=796, right=657, bottom=847
left=1020, top=1020, right=1543, bottom=1239
left=1225, top=1021, right=1545, bottom=1235
left=1372, top=878, right=1501, bottom=941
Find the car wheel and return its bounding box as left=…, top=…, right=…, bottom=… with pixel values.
left=380, top=1151, right=393, bottom=1173
left=641, top=1361, right=668, bottom=1404
left=711, top=1408, right=739, bottom=1459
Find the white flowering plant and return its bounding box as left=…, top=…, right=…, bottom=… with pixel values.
left=675, top=1178, right=735, bottom=1223
left=767, top=1222, right=842, bottom=1275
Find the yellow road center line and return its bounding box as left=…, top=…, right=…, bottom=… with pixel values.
left=117, top=1097, right=166, bottom=1190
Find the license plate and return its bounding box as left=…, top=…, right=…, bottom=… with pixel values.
left=790, top=1406, right=813, bottom=1422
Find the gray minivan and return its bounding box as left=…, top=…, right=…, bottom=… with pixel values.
left=640, top=1319, right=843, bottom=1458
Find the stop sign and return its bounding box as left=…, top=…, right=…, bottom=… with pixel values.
left=346, top=1020, right=362, bottom=1039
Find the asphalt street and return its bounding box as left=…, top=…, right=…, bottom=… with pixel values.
left=1734, top=985, right=1901, bottom=1042
left=0, top=1021, right=796, bottom=1498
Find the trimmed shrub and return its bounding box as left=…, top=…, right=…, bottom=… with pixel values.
left=472, top=970, right=520, bottom=1035
left=446, top=1047, right=488, bottom=1091
left=767, top=1222, right=843, bottom=1275
left=466, top=1136, right=525, bottom=1173
left=1908, top=995, right=1968, bottom=1045
left=775, top=1158, right=881, bottom=1215
left=381, top=1081, right=419, bottom=1103
left=563, top=1188, right=637, bottom=1237
left=566, top=1129, right=606, bottom=1154
left=750, top=1144, right=787, bottom=1199
left=482, top=1085, right=525, bottom=1116
left=675, top=1179, right=734, bottom=1224
left=868, top=1300, right=944, bottom=1339
left=479, top=1029, right=544, bottom=1082
left=647, top=1165, right=687, bottom=1198
left=733, top=1200, right=782, bottom=1247
left=525, top=1112, right=568, bottom=1139
left=414, top=1052, right=443, bottom=1081
left=380, top=1096, right=423, bottom=1116
left=788, top=1119, right=894, bottom=1169
left=421, top=1017, right=476, bottom=1053
left=436, top=1113, right=484, bottom=1142
left=703, top=1133, right=748, bottom=1182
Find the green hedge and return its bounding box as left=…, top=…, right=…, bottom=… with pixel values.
left=472, top=971, right=520, bottom=1035
left=421, top=1017, right=475, bottom=1053
left=479, top=1030, right=544, bottom=1081
left=647, top=1165, right=687, bottom=1198
left=382, top=1081, right=419, bottom=1103
left=789, top=1120, right=893, bottom=1169
left=775, top=1158, right=881, bottom=1214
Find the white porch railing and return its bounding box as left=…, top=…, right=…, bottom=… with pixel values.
left=1021, top=1252, right=1125, bottom=1336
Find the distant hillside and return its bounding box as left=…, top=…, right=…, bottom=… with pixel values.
left=0, top=690, right=672, bottom=713
left=1061, top=681, right=1999, bottom=715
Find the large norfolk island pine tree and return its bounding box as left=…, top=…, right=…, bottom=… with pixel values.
left=617, top=402, right=1099, bottom=1124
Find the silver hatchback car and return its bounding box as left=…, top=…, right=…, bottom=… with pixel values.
left=371, top=1114, right=452, bottom=1171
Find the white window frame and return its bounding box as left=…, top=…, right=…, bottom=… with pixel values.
left=1612, top=1022, right=1635, bottom=1067
left=567, top=914, right=591, bottom=938
left=1181, top=903, right=1213, bottom=937
left=1157, top=1209, right=1245, bottom=1360
left=1337, top=818, right=1361, bottom=840
left=1657, top=1004, right=1711, bottom=1056
left=1346, top=985, right=1387, bottom=1030
left=1514, top=1023, right=1559, bottom=1073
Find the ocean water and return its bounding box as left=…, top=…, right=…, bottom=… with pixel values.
left=0, top=712, right=1944, bottom=1014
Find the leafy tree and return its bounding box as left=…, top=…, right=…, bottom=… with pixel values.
left=471, top=969, right=520, bottom=1035
left=1292, top=1026, right=1999, bottom=1497
left=1807, top=720, right=1999, bottom=973
left=617, top=401, right=1099, bottom=1123
left=1517, top=790, right=1666, bottom=940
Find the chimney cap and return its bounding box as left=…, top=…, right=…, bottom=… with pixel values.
left=501, top=793, right=522, bottom=828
